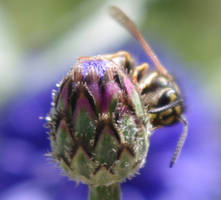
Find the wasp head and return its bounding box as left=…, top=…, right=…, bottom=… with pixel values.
left=138, top=71, right=184, bottom=127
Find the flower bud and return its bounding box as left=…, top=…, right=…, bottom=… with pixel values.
left=48, top=57, right=151, bottom=186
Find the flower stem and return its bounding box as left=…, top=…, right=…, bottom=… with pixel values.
left=89, top=183, right=121, bottom=200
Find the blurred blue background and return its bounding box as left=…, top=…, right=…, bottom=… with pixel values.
left=0, top=0, right=220, bottom=200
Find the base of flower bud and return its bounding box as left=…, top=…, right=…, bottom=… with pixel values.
left=89, top=182, right=121, bottom=200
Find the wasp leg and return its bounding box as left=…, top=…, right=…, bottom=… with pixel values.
left=77, top=56, right=92, bottom=61
left=132, top=63, right=149, bottom=84
left=103, top=51, right=134, bottom=73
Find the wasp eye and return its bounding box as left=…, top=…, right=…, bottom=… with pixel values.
left=157, top=89, right=177, bottom=107
left=149, top=88, right=183, bottom=126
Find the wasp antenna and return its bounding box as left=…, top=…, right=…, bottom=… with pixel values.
left=148, top=98, right=183, bottom=114
left=109, top=6, right=169, bottom=76
left=170, top=115, right=188, bottom=168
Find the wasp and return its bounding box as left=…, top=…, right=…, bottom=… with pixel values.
left=108, top=6, right=188, bottom=167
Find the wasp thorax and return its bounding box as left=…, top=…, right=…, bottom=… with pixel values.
left=48, top=57, right=150, bottom=186
left=139, top=71, right=184, bottom=127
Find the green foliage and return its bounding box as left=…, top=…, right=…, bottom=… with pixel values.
left=1, top=0, right=105, bottom=48
left=144, top=0, right=221, bottom=72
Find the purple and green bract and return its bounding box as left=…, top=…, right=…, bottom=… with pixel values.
left=48, top=56, right=151, bottom=186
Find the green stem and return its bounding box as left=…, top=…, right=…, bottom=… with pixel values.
left=89, top=183, right=121, bottom=200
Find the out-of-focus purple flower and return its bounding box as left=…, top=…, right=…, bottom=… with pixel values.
left=0, top=41, right=220, bottom=200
